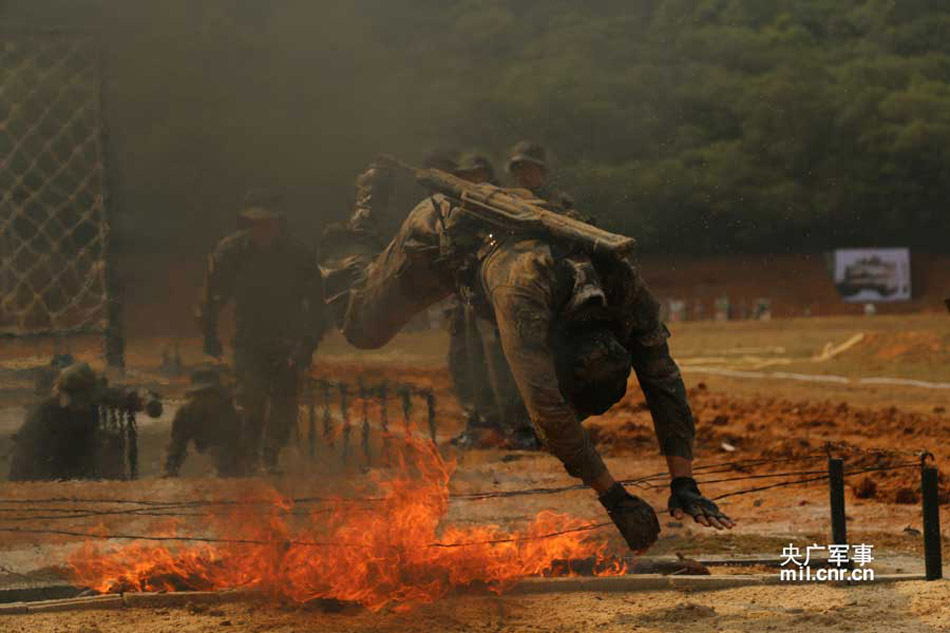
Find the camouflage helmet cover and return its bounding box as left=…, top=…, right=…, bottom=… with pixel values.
left=456, top=152, right=495, bottom=173
left=422, top=148, right=461, bottom=174
left=55, top=362, right=98, bottom=395
left=239, top=189, right=285, bottom=222
left=506, top=140, right=547, bottom=172
left=187, top=364, right=225, bottom=395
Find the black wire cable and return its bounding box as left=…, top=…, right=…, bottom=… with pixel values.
left=710, top=461, right=919, bottom=501
left=0, top=521, right=612, bottom=549
left=0, top=451, right=922, bottom=510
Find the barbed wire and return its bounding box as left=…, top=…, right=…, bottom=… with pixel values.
left=0, top=450, right=923, bottom=511
left=0, top=461, right=923, bottom=548
left=710, top=461, right=920, bottom=501
left=0, top=457, right=925, bottom=532
left=0, top=521, right=613, bottom=550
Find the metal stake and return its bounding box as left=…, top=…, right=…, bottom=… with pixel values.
left=921, top=452, right=943, bottom=580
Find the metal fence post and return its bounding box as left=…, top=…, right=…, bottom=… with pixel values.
left=828, top=457, right=847, bottom=547
left=921, top=452, right=943, bottom=581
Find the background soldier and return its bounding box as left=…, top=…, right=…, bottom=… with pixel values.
left=197, top=191, right=327, bottom=474
left=163, top=365, right=243, bottom=477
left=506, top=140, right=577, bottom=214
left=448, top=152, right=537, bottom=450
left=9, top=362, right=102, bottom=481
left=325, top=165, right=733, bottom=551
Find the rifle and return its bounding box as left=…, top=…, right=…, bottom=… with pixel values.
left=376, top=154, right=635, bottom=256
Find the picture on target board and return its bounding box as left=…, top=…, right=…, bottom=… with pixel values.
left=833, top=248, right=911, bottom=302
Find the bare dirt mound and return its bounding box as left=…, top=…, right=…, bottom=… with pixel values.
left=319, top=362, right=950, bottom=506
left=853, top=331, right=949, bottom=363
left=588, top=382, right=950, bottom=504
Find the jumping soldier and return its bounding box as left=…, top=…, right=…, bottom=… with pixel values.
left=323, top=162, right=733, bottom=552
left=163, top=365, right=243, bottom=477
left=197, top=191, right=327, bottom=474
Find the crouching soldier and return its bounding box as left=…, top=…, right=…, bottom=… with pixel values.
left=323, top=161, right=733, bottom=552
left=9, top=363, right=102, bottom=481
left=9, top=363, right=161, bottom=481
left=163, top=366, right=244, bottom=477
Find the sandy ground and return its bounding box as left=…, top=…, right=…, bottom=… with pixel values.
left=2, top=314, right=950, bottom=628
left=4, top=581, right=950, bottom=632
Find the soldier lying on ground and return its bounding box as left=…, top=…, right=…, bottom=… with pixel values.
left=163, top=365, right=243, bottom=477
left=323, top=162, right=734, bottom=551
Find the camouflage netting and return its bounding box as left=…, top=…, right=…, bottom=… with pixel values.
left=0, top=33, right=112, bottom=338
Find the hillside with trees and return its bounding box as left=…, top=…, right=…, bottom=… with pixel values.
left=4, top=1, right=950, bottom=255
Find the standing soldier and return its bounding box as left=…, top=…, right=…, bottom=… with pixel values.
left=506, top=140, right=578, bottom=215
left=448, top=152, right=537, bottom=450
left=197, top=191, right=327, bottom=474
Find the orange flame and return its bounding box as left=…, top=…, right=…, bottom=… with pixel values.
left=68, top=436, right=625, bottom=611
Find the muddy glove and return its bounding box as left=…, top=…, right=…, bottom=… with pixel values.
left=668, top=477, right=733, bottom=529
left=598, top=483, right=661, bottom=552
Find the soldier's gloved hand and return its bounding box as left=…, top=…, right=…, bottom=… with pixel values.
left=203, top=336, right=223, bottom=359
left=598, top=483, right=661, bottom=552
left=668, top=477, right=735, bottom=530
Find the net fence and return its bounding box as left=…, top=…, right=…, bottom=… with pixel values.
left=0, top=31, right=115, bottom=343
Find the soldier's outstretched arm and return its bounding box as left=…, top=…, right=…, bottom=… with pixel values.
left=627, top=300, right=734, bottom=529
left=489, top=284, right=660, bottom=552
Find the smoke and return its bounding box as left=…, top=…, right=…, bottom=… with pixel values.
left=3, top=0, right=474, bottom=257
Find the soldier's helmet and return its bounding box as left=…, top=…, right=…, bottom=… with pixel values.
left=455, top=152, right=496, bottom=183
left=238, top=189, right=285, bottom=224
left=422, top=148, right=461, bottom=174
left=506, top=140, right=547, bottom=173
left=54, top=362, right=102, bottom=406
left=187, top=365, right=225, bottom=396
left=556, top=329, right=631, bottom=419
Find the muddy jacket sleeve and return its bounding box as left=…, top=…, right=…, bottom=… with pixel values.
left=484, top=244, right=607, bottom=482
left=624, top=281, right=695, bottom=460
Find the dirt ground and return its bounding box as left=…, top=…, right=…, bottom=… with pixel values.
left=2, top=314, right=950, bottom=628
left=5, top=581, right=950, bottom=632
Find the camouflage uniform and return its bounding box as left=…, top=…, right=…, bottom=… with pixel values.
left=335, top=194, right=694, bottom=483
left=8, top=398, right=99, bottom=481
left=9, top=363, right=101, bottom=481
left=198, top=225, right=326, bottom=470
left=506, top=140, right=582, bottom=219
left=445, top=153, right=534, bottom=446
left=164, top=369, right=243, bottom=477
